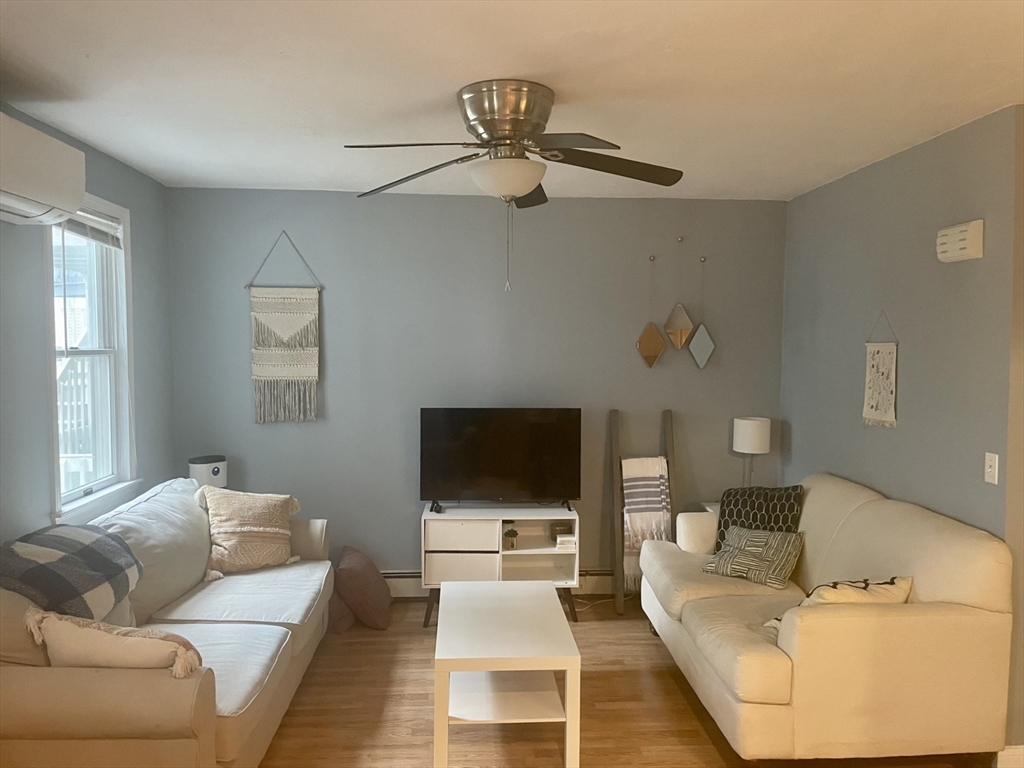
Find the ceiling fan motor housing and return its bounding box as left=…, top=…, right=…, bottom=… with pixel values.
left=457, top=80, right=554, bottom=145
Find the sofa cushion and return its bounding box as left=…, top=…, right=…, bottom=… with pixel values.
left=640, top=540, right=803, bottom=621
left=92, top=478, right=210, bottom=624
left=681, top=595, right=802, bottom=705
left=789, top=473, right=884, bottom=593
left=150, top=560, right=332, bottom=656
left=146, top=621, right=291, bottom=763
left=0, top=589, right=48, bottom=666
left=816, top=499, right=1013, bottom=614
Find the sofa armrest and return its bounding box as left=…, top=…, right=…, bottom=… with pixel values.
left=290, top=518, right=329, bottom=561
left=777, top=602, right=1012, bottom=757
left=1, top=666, right=216, bottom=748
left=675, top=511, right=717, bottom=554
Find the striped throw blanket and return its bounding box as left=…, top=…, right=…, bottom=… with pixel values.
left=622, top=456, right=672, bottom=591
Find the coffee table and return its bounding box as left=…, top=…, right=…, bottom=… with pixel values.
left=433, top=580, right=581, bottom=768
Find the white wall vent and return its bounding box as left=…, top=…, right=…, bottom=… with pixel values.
left=936, top=219, right=983, bottom=263
left=0, top=112, right=86, bottom=226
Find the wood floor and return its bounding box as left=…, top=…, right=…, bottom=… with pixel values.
left=261, top=597, right=994, bottom=768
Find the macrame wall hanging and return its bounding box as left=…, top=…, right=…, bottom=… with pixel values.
left=863, top=310, right=898, bottom=428
left=245, top=231, right=324, bottom=424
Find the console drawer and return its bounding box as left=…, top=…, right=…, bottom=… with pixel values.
left=423, top=552, right=500, bottom=587
left=424, top=519, right=500, bottom=552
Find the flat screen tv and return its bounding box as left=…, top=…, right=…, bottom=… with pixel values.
left=420, top=408, right=581, bottom=502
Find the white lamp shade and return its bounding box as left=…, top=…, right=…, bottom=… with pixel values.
left=469, top=158, right=546, bottom=199
left=733, top=417, right=771, bottom=455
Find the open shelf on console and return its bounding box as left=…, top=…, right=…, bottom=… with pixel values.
left=500, top=554, right=577, bottom=586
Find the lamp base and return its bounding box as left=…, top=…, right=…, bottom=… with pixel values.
left=741, top=455, right=756, bottom=488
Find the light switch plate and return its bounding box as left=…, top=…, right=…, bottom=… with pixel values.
left=984, top=452, right=999, bottom=485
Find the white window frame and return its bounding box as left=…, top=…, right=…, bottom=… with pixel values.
left=45, top=193, right=138, bottom=523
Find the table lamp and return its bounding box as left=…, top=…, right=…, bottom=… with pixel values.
left=732, top=417, right=770, bottom=487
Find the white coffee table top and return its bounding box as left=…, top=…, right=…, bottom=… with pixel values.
left=435, top=581, right=580, bottom=672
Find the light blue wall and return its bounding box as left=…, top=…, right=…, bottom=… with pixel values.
left=0, top=222, right=52, bottom=541
left=780, top=106, right=1020, bottom=536
left=0, top=104, right=176, bottom=542
left=166, top=191, right=788, bottom=570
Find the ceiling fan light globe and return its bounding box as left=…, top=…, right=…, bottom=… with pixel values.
left=469, top=158, right=546, bottom=199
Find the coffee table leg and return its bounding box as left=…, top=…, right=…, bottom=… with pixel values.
left=434, top=670, right=449, bottom=768
left=565, top=668, right=580, bottom=768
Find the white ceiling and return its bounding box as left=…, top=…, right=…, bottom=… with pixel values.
left=1, top=0, right=1021, bottom=200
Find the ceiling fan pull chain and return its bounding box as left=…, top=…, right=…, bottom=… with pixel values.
left=505, top=200, right=513, bottom=292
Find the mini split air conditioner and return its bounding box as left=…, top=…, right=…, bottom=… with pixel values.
left=0, top=112, right=85, bottom=225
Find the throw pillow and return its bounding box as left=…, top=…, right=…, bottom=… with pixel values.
left=328, top=592, right=356, bottom=634
left=715, top=485, right=804, bottom=552
left=701, top=525, right=804, bottom=590
left=195, top=486, right=300, bottom=574
left=0, top=525, right=142, bottom=621
left=763, top=576, right=913, bottom=630
left=24, top=608, right=202, bottom=679
left=334, top=547, right=392, bottom=630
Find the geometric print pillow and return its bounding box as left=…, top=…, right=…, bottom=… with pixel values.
left=701, top=526, right=804, bottom=590
left=715, top=485, right=804, bottom=553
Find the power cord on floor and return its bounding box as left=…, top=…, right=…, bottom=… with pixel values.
left=571, top=592, right=636, bottom=613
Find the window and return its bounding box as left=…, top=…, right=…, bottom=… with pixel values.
left=48, top=197, right=134, bottom=509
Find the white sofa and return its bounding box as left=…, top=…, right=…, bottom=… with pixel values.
left=0, top=478, right=334, bottom=768
left=640, top=472, right=1014, bottom=761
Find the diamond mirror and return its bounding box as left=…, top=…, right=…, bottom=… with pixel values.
left=637, top=322, right=666, bottom=368
left=664, top=303, right=694, bottom=349
left=689, top=324, right=715, bottom=369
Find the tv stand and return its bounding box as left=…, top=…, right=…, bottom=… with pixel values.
left=420, top=503, right=579, bottom=627
left=430, top=500, right=443, bottom=514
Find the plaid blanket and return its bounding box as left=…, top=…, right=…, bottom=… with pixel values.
left=0, top=525, right=142, bottom=620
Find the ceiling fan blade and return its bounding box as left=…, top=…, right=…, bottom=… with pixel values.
left=346, top=142, right=485, bottom=149
left=357, top=153, right=485, bottom=198
left=532, top=133, right=620, bottom=150
left=514, top=184, right=548, bottom=209
left=547, top=148, right=682, bottom=186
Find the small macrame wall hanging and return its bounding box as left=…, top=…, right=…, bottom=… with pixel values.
left=245, top=231, right=324, bottom=424
left=863, top=310, right=898, bottom=428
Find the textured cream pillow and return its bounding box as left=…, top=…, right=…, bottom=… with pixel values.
left=195, top=486, right=300, bottom=575
left=24, top=608, right=202, bottom=678
left=764, top=576, right=913, bottom=630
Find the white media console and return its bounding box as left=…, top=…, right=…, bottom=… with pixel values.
left=420, top=504, right=580, bottom=626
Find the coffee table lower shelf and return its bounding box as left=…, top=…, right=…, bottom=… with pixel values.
left=448, top=671, right=566, bottom=724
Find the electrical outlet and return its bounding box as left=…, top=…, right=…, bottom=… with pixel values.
left=984, top=453, right=999, bottom=485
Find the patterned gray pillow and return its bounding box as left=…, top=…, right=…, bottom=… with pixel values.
left=701, top=526, right=804, bottom=589
left=715, top=485, right=804, bottom=552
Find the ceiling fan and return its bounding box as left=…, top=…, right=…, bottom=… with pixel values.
left=346, top=79, right=683, bottom=207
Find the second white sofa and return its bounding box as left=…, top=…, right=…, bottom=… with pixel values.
left=0, top=478, right=334, bottom=768
left=640, top=472, right=1014, bottom=761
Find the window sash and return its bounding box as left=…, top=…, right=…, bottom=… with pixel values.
left=51, top=217, right=125, bottom=504
left=46, top=195, right=135, bottom=519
